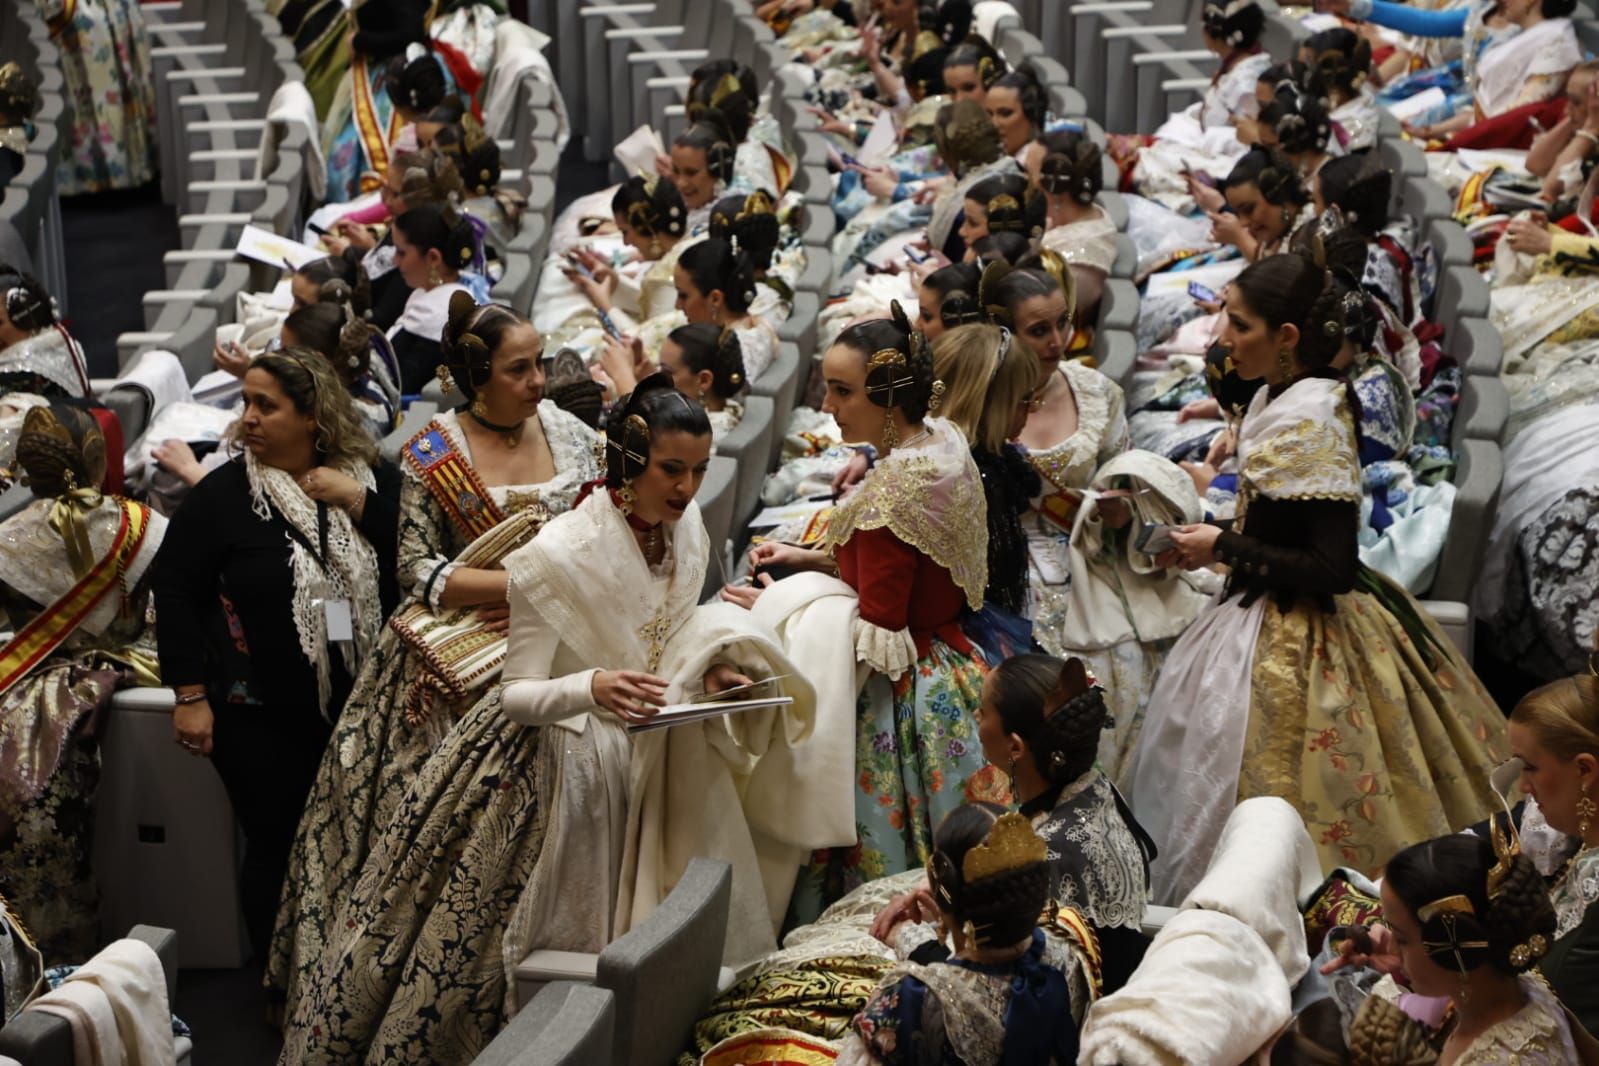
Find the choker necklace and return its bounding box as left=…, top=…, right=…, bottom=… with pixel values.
left=469, top=408, right=524, bottom=447
left=620, top=500, right=666, bottom=562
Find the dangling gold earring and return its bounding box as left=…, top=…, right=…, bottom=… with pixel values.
left=428, top=264, right=442, bottom=287
left=617, top=479, right=637, bottom=516
left=697, top=387, right=707, bottom=404
left=1579, top=794, right=1596, bottom=838
left=650, top=236, right=663, bottom=258
left=881, top=408, right=900, bottom=451
left=471, top=396, right=488, bottom=420
left=1277, top=347, right=1295, bottom=380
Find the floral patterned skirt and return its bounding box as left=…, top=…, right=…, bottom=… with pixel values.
left=54, top=0, right=156, bottom=194
left=791, top=640, right=1007, bottom=922
left=1240, top=584, right=1507, bottom=875
left=266, top=626, right=479, bottom=1015
left=279, top=687, right=544, bottom=1066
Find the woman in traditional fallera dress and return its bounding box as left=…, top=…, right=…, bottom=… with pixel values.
left=281, top=375, right=818, bottom=1064
left=725, top=305, right=1001, bottom=916
left=0, top=405, right=164, bottom=962
left=266, top=296, right=598, bottom=1017
left=1127, top=247, right=1508, bottom=904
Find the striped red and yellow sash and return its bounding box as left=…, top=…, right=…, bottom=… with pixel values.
left=351, top=57, right=405, bottom=192
left=0, top=499, right=150, bottom=699
left=402, top=425, right=507, bottom=541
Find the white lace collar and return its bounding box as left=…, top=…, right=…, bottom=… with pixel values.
left=0, top=328, right=89, bottom=397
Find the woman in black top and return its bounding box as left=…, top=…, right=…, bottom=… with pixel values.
left=152, top=351, right=400, bottom=956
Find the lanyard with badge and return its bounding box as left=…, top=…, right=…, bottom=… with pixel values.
left=281, top=500, right=355, bottom=646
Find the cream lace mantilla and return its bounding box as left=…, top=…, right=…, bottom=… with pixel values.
left=821, top=417, right=989, bottom=611
left=1237, top=377, right=1361, bottom=510
left=245, top=451, right=381, bottom=718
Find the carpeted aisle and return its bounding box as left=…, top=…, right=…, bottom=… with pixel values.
left=59, top=181, right=179, bottom=379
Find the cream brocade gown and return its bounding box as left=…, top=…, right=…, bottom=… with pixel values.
left=265, top=404, right=598, bottom=1015
left=1129, top=377, right=1507, bottom=904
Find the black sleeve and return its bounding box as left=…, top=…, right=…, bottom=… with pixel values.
left=1213, top=497, right=1359, bottom=602
left=1547, top=898, right=1599, bottom=1036
left=360, top=460, right=404, bottom=617
left=152, top=468, right=233, bottom=689
left=389, top=330, right=443, bottom=396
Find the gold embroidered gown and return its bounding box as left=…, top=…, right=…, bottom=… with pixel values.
left=1127, top=377, right=1507, bottom=903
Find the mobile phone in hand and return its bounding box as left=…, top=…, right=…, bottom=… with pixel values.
left=1135, top=523, right=1176, bottom=555
left=1188, top=281, right=1219, bottom=304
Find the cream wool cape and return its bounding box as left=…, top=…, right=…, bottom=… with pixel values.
left=499, top=490, right=825, bottom=978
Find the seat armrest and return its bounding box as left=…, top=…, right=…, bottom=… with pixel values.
left=517, top=950, right=601, bottom=984
left=1141, top=903, right=1179, bottom=936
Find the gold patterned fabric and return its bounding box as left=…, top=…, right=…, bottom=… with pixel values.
left=820, top=417, right=988, bottom=610
left=1237, top=378, right=1362, bottom=511
left=678, top=955, right=891, bottom=1064
left=1239, top=575, right=1507, bottom=875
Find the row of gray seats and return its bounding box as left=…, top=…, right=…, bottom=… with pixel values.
left=0, top=0, right=71, bottom=310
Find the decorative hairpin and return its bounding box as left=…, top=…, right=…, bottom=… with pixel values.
left=962, top=812, right=1047, bottom=883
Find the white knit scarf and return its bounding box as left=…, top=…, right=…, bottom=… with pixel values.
left=244, top=450, right=381, bottom=718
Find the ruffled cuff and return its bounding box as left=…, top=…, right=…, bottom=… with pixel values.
left=421, top=560, right=460, bottom=613
left=854, top=618, right=916, bottom=679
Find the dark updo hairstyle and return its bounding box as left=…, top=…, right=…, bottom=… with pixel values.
left=296, top=254, right=360, bottom=291
left=16, top=403, right=106, bottom=498
left=393, top=203, right=478, bottom=275
left=678, top=238, right=758, bottom=316
left=1261, top=87, right=1332, bottom=156
left=283, top=278, right=375, bottom=389
left=1542, top=0, right=1578, bottom=16
left=972, top=231, right=1032, bottom=266
left=603, top=371, right=713, bottom=489
left=611, top=175, right=689, bottom=243
left=967, top=172, right=1042, bottom=237
left=943, top=36, right=1007, bottom=88
left=687, top=60, right=757, bottom=143
left=925, top=261, right=984, bottom=328
left=0, top=267, right=55, bottom=333
left=0, top=62, right=40, bottom=125
left=386, top=49, right=447, bottom=115
left=1317, top=153, right=1392, bottom=239
left=1224, top=146, right=1309, bottom=209
left=1037, top=129, right=1103, bottom=205
left=833, top=303, right=938, bottom=422
left=981, top=265, right=1061, bottom=330
left=421, top=94, right=468, bottom=127
left=987, top=654, right=1107, bottom=787
left=668, top=323, right=747, bottom=401
left=927, top=803, right=1051, bottom=949
left=926, top=0, right=974, bottom=46
left=1303, top=27, right=1372, bottom=99
left=674, top=113, right=738, bottom=186
left=433, top=122, right=503, bottom=197
left=933, top=99, right=1004, bottom=174
left=990, top=64, right=1048, bottom=134
left=1384, top=831, right=1557, bottom=977
left=906, top=33, right=951, bottom=98
left=1201, top=0, right=1265, bottom=50
left=439, top=290, right=524, bottom=402
left=1231, top=248, right=1346, bottom=372
left=708, top=190, right=781, bottom=275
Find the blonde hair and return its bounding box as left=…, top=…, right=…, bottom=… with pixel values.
left=932, top=323, right=1041, bottom=453
left=1510, top=675, right=1599, bottom=761
left=229, top=349, right=380, bottom=470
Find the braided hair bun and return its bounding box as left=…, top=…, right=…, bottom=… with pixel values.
left=16, top=403, right=105, bottom=498
left=687, top=62, right=757, bottom=143
left=1385, top=832, right=1558, bottom=979
left=986, top=653, right=1106, bottom=788
left=927, top=803, right=1052, bottom=949
left=990, top=64, right=1048, bottom=133
left=1261, top=87, right=1332, bottom=156
left=708, top=190, right=781, bottom=275
left=679, top=237, right=759, bottom=316
left=924, top=261, right=984, bottom=329
left=602, top=371, right=712, bottom=488
left=668, top=322, right=747, bottom=402
left=0, top=268, right=55, bottom=333
left=834, top=303, right=938, bottom=422
left=1037, top=129, right=1103, bottom=205
left=611, top=175, right=688, bottom=242
left=440, top=292, right=523, bottom=401
left=675, top=111, right=739, bottom=186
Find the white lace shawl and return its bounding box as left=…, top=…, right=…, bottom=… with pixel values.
left=244, top=451, right=381, bottom=717
left=0, top=327, right=89, bottom=398
left=1475, top=17, right=1581, bottom=118
left=1237, top=377, right=1361, bottom=507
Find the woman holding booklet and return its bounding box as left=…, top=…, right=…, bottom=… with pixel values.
left=281, top=373, right=823, bottom=1066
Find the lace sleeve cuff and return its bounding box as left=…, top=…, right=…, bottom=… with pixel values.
left=422, top=560, right=459, bottom=612
left=891, top=921, right=943, bottom=961
left=854, top=618, right=916, bottom=679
